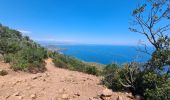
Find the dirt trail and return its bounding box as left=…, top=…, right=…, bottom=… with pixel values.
left=0, top=59, right=131, bottom=100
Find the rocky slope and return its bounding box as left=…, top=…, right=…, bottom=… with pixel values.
left=0, top=59, right=132, bottom=100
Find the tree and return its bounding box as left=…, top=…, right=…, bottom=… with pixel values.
left=130, top=0, right=170, bottom=74
left=130, top=0, right=170, bottom=50
left=118, top=0, right=170, bottom=99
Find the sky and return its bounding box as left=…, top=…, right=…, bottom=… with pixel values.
left=0, top=0, right=148, bottom=45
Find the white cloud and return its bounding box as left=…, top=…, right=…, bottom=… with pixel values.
left=18, top=30, right=31, bottom=35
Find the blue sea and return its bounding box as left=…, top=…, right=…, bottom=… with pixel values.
left=53, top=45, right=154, bottom=64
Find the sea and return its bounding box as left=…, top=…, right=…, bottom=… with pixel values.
left=46, top=44, right=154, bottom=64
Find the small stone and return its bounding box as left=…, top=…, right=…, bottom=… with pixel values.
left=12, top=81, right=21, bottom=86
left=89, top=97, right=102, bottom=100
left=13, top=92, right=20, bottom=96
left=74, top=93, right=80, bottom=96
left=18, top=96, right=23, bottom=100
left=61, top=94, right=69, bottom=99
left=43, top=79, right=46, bottom=81
left=5, top=95, right=11, bottom=99
left=101, top=97, right=110, bottom=100
left=32, top=76, right=38, bottom=80
left=45, top=73, right=49, bottom=77
left=125, top=92, right=129, bottom=95
left=30, top=94, right=36, bottom=99
left=32, top=74, right=42, bottom=80
left=117, top=96, right=123, bottom=100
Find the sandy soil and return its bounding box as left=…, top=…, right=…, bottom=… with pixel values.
left=0, top=59, right=132, bottom=100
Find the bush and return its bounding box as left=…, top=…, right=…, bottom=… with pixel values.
left=102, top=64, right=124, bottom=91
left=10, top=47, right=47, bottom=73
left=3, top=54, right=13, bottom=63
left=52, top=53, right=101, bottom=76
left=0, top=24, right=48, bottom=73
left=27, top=61, right=46, bottom=73
left=0, top=38, right=21, bottom=54
left=103, top=62, right=170, bottom=99
left=144, top=80, right=170, bottom=100
left=85, top=66, right=99, bottom=75
left=142, top=72, right=170, bottom=100
left=53, top=58, right=67, bottom=68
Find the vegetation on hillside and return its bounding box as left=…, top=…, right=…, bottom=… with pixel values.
left=0, top=0, right=169, bottom=99
left=0, top=24, right=102, bottom=75
left=0, top=24, right=48, bottom=73
left=103, top=0, right=170, bottom=99
left=48, top=51, right=102, bottom=76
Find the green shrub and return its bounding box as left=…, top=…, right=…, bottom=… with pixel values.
left=52, top=53, right=101, bottom=76
left=141, top=72, right=170, bottom=100
left=12, top=57, right=29, bottom=71
left=27, top=61, right=46, bottom=73
left=103, top=62, right=170, bottom=99
left=0, top=38, right=21, bottom=54
left=53, top=58, right=67, bottom=68
left=47, top=51, right=56, bottom=58
left=10, top=47, right=47, bottom=73
left=85, top=66, right=99, bottom=75
left=102, top=64, right=124, bottom=91
left=144, top=80, right=170, bottom=100
left=0, top=24, right=48, bottom=73
left=3, top=54, right=13, bottom=63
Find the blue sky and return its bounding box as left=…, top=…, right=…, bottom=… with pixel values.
left=0, top=0, right=147, bottom=45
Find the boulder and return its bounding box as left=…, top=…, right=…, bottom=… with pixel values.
left=102, top=89, right=112, bottom=96
left=100, top=89, right=113, bottom=100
